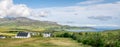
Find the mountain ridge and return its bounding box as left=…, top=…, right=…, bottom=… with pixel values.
left=0, top=17, right=95, bottom=32
left=0, top=17, right=60, bottom=27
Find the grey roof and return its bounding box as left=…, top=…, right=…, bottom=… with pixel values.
left=17, top=32, right=29, bottom=37
left=0, top=35, right=5, bottom=37
left=43, top=32, right=51, bottom=34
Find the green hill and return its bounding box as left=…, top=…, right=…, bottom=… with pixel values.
left=0, top=17, right=60, bottom=27
left=0, top=17, right=61, bottom=31
left=0, top=17, right=95, bottom=32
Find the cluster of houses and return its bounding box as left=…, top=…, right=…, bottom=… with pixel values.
left=0, top=32, right=52, bottom=39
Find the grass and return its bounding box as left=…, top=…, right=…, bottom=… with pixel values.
left=0, top=37, right=91, bottom=47
left=0, top=26, right=45, bottom=32
left=0, top=33, right=15, bottom=36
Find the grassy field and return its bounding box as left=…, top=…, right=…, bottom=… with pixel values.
left=0, top=37, right=91, bottom=47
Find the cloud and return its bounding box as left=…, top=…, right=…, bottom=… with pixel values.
left=31, top=10, right=49, bottom=17
left=77, top=0, right=104, bottom=5
left=34, top=1, right=120, bottom=26
left=0, top=0, right=120, bottom=27
left=88, top=16, right=113, bottom=21
left=0, top=0, right=31, bottom=18
left=0, top=0, right=46, bottom=18
left=77, top=24, right=119, bottom=27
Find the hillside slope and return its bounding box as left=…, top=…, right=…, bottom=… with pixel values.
left=0, top=17, right=60, bottom=27
left=0, top=17, right=61, bottom=31
left=0, top=17, right=95, bottom=32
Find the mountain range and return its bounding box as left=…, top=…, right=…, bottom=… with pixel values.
left=0, top=17, right=60, bottom=27
left=0, top=17, right=62, bottom=31
left=0, top=17, right=95, bottom=32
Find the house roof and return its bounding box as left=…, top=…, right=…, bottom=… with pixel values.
left=43, top=32, right=51, bottom=34
left=17, top=32, right=29, bottom=37
left=0, top=35, right=5, bottom=37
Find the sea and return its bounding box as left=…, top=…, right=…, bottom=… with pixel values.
left=67, top=26, right=120, bottom=32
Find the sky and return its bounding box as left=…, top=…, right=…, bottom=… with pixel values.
left=13, top=0, right=119, bottom=8
left=0, top=0, right=120, bottom=28
left=14, top=0, right=84, bottom=8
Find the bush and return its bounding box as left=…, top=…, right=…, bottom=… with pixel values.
left=53, top=30, right=120, bottom=47
left=63, top=32, right=71, bottom=38
left=71, top=32, right=104, bottom=47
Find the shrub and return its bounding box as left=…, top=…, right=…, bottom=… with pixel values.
left=63, top=32, right=71, bottom=38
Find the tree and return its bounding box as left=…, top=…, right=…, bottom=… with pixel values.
left=63, top=32, right=71, bottom=38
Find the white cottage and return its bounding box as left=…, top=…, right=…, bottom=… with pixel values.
left=42, top=32, right=51, bottom=37
left=0, top=35, right=6, bottom=39
left=15, top=32, right=31, bottom=38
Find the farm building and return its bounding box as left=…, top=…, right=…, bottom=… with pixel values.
left=15, top=32, right=31, bottom=38
left=0, top=35, right=6, bottom=39
left=42, top=32, right=52, bottom=37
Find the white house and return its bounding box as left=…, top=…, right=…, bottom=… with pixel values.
left=42, top=32, right=51, bottom=37
left=0, top=35, right=6, bottom=39
left=15, top=32, right=31, bottom=38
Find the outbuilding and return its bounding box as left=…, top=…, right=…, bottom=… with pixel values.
left=42, top=32, right=51, bottom=37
